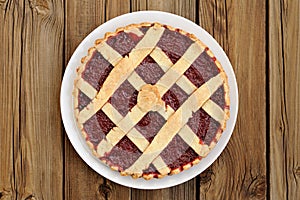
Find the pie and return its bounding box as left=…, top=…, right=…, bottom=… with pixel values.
left=73, top=23, right=230, bottom=180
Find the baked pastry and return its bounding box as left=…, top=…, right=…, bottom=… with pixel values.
left=73, top=23, right=230, bottom=180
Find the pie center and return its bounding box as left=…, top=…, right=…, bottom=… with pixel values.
left=137, top=84, right=164, bottom=112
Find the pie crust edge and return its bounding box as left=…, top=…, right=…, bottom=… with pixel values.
left=72, top=22, right=230, bottom=180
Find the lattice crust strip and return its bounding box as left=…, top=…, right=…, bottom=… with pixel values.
left=74, top=23, right=230, bottom=178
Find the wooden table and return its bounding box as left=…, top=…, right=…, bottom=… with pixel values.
left=1, top=0, right=299, bottom=199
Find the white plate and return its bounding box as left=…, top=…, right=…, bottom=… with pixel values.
left=60, top=11, right=238, bottom=190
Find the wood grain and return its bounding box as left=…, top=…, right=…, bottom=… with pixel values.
left=0, top=0, right=64, bottom=199
left=0, top=0, right=22, bottom=199
left=198, top=0, right=267, bottom=199
left=132, top=0, right=196, bottom=21
left=131, top=179, right=196, bottom=200
left=106, top=0, right=130, bottom=19
left=19, top=0, right=64, bottom=199
left=269, top=0, right=300, bottom=199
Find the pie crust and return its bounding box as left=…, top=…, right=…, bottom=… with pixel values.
left=73, top=22, right=230, bottom=180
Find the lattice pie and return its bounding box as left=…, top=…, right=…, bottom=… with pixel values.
left=73, top=23, right=230, bottom=179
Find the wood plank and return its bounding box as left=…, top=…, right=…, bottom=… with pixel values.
left=132, top=0, right=196, bottom=21
left=65, top=0, right=105, bottom=62
left=131, top=179, right=195, bottom=200
left=130, top=1, right=197, bottom=199
left=0, top=0, right=64, bottom=199
left=64, top=0, right=107, bottom=199
left=65, top=1, right=131, bottom=199
left=0, top=0, right=22, bottom=199
left=269, top=0, right=300, bottom=199
left=198, top=0, right=267, bottom=199
left=106, top=0, right=130, bottom=19
left=198, top=0, right=229, bottom=53
left=8, top=0, right=64, bottom=199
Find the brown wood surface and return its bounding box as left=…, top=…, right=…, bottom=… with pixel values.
left=269, top=0, right=300, bottom=199
left=1, top=0, right=64, bottom=199
left=0, top=0, right=299, bottom=200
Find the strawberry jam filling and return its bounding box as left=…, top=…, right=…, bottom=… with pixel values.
left=157, top=28, right=193, bottom=64
left=102, top=136, right=142, bottom=171
left=160, top=135, right=198, bottom=170
left=162, top=84, right=189, bottom=111
left=106, top=31, right=143, bottom=56
left=109, top=80, right=138, bottom=117
left=187, top=108, right=221, bottom=145
left=184, top=51, right=219, bottom=87
left=77, top=25, right=227, bottom=177
left=82, top=51, right=113, bottom=91
left=135, top=111, right=166, bottom=142
left=184, top=50, right=225, bottom=108
left=139, top=27, right=149, bottom=34
left=143, top=164, right=160, bottom=177
left=135, top=56, right=165, bottom=84
left=83, top=110, right=115, bottom=149
left=78, top=91, right=91, bottom=111
left=210, top=85, right=226, bottom=109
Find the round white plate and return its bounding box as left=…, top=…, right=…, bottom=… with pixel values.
left=61, top=11, right=238, bottom=190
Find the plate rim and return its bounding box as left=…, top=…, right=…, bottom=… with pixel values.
left=60, top=10, right=239, bottom=190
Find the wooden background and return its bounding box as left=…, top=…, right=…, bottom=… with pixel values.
left=0, top=0, right=299, bottom=199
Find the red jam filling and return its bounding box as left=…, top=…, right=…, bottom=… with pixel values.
left=82, top=51, right=114, bottom=91
left=187, top=108, right=221, bottom=145
left=106, top=31, right=142, bottom=56
left=139, top=27, right=149, bottom=34
left=157, top=29, right=193, bottom=64
left=78, top=91, right=91, bottom=111
left=142, top=163, right=159, bottom=176
left=184, top=65, right=205, bottom=88
left=102, top=136, right=142, bottom=171
left=83, top=110, right=115, bottom=149
left=135, top=56, right=165, bottom=84
left=135, top=111, right=166, bottom=142
left=162, top=84, right=189, bottom=111
left=184, top=50, right=226, bottom=108
left=160, top=135, right=198, bottom=170
left=184, top=51, right=219, bottom=88
left=109, top=80, right=138, bottom=117
left=210, top=85, right=226, bottom=109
